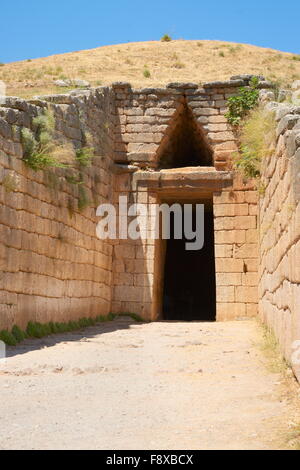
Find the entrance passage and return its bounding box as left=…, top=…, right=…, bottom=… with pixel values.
left=162, top=201, right=216, bottom=321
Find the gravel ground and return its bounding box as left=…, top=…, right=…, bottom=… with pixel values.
left=0, top=317, right=298, bottom=450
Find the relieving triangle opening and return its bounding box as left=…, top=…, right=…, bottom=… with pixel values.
left=157, top=100, right=213, bottom=169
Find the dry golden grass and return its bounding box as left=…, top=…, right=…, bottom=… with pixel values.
left=1, top=40, right=300, bottom=98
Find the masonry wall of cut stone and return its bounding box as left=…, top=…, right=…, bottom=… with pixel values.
left=111, top=79, right=262, bottom=321
left=213, top=175, right=259, bottom=320
left=0, top=89, right=115, bottom=330
left=111, top=170, right=259, bottom=321
left=112, top=80, right=241, bottom=170
left=259, top=102, right=300, bottom=380
left=1, top=78, right=269, bottom=330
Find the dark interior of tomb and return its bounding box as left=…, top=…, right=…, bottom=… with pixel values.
left=162, top=202, right=216, bottom=321
left=158, top=102, right=213, bottom=169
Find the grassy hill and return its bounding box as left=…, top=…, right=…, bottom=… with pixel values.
left=1, top=40, right=300, bottom=98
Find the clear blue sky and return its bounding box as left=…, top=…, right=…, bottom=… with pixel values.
left=1, top=0, right=299, bottom=63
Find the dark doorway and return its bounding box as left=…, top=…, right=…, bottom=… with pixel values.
left=162, top=201, right=216, bottom=321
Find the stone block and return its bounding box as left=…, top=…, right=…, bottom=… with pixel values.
left=134, top=274, right=154, bottom=287
left=242, top=272, right=258, bottom=286
left=208, top=131, right=235, bottom=142
left=235, top=286, right=258, bottom=303
left=214, top=141, right=238, bottom=152
left=246, top=229, right=258, bottom=243
left=121, top=133, right=162, bottom=143
left=127, top=143, right=159, bottom=153
left=246, top=304, right=258, bottom=317
left=214, top=203, right=248, bottom=216
left=209, top=115, right=228, bottom=124
left=215, top=258, right=244, bottom=273
left=249, top=204, right=258, bottom=215
left=245, top=191, right=258, bottom=203
left=114, top=285, right=143, bottom=302
left=114, top=245, right=135, bottom=259
left=213, top=191, right=245, bottom=204
left=114, top=272, right=134, bottom=286
left=124, top=108, right=144, bottom=116
left=243, top=259, right=258, bottom=272
left=216, top=302, right=246, bottom=321
left=216, top=286, right=235, bottom=302
left=216, top=272, right=242, bottom=286
left=234, top=244, right=258, bottom=259
left=214, top=244, right=233, bottom=258
left=193, top=108, right=218, bottom=116
left=214, top=217, right=235, bottom=230
left=234, top=216, right=256, bottom=229
left=214, top=230, right=246, bottom=244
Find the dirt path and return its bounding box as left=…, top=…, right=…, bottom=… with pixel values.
left=0, top=318, right=298, bottom=450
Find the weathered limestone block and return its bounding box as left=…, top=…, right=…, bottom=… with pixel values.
left=216, top=302, right=246, bottom=321
left=0, top=118, right=13, bottom=139
left=214, top=203, right=248, bottom=216
left=193, top=108, right=219, bottom=116
left=242, top=272, right=258, bottom=286
left=120, top=133, right=163, bottom=144
left=246, top=229, right=258, bottom=243
left=216, top=286, right=235, bottom=302
left=144, top=108, right=175, bottom=117
left=216, top=272, right=242, bottom=286
left=134, top=273, right=154, bottom=287
left=114, top=272, right=134, bottom=286
left=234, top=215, right=257, bottom=229
left=246, top=304, right=258, bottom=316
left=234, top=244, right=258, bottom=259
left=214, top=191, right=245, bottom=204
left=277, top=114, right=300, bottom=137
left=243, top=259, right=258, bottom=272
left=214, top=230, right=246, bottom=244
left=214, top=244, right=234, bottom=258
left=235, top=286, right=258, bottom=303
left=207, top=131, right=235, bottom=142
left=215, top=258, right=244, bottom=273
left=127, top=142, right=159, bottom=154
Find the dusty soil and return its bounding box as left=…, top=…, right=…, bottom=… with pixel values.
left=1, top=40, right=299, bottom=98
left=0, top=318, right=299, bottom=450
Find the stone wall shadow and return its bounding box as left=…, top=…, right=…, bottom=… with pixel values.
left=5, top=317, right=146, bottom=359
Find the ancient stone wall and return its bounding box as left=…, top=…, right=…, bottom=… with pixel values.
left=259, top=102, right=300, bottom=380
left=213, top=176, right=259, bottom=320
left=111, top=79, right=262, bottom=321
left=111, top=170, right=259, bottom=321
left=0, top=78, right=269, bottom=330
left=0, top=89, right=115, bottom=330
left=112, top=80, right=240, bottom=170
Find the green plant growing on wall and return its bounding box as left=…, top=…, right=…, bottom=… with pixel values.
left=65, top=173, right=82, bottom=185
left=75, top=146, right=94, bottom=167
left=11, top=325, right=27, bottom=342
left=1, top=171, right=19, bottom=192
left=0, top=330, right=17, bottom=346
left=77, top=184, right=90, bottom=211
left=67, top=197, right=75, bottom=218
left=225, top=77, right=260, bottom=126
left=20, top=108, right=96, bottom=213
left=234, top=107, right=276, bottom=179
left=21, top=109, right=66, bottom=171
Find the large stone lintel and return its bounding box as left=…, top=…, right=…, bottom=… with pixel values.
left=132, top=168, right=233, bottom=192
